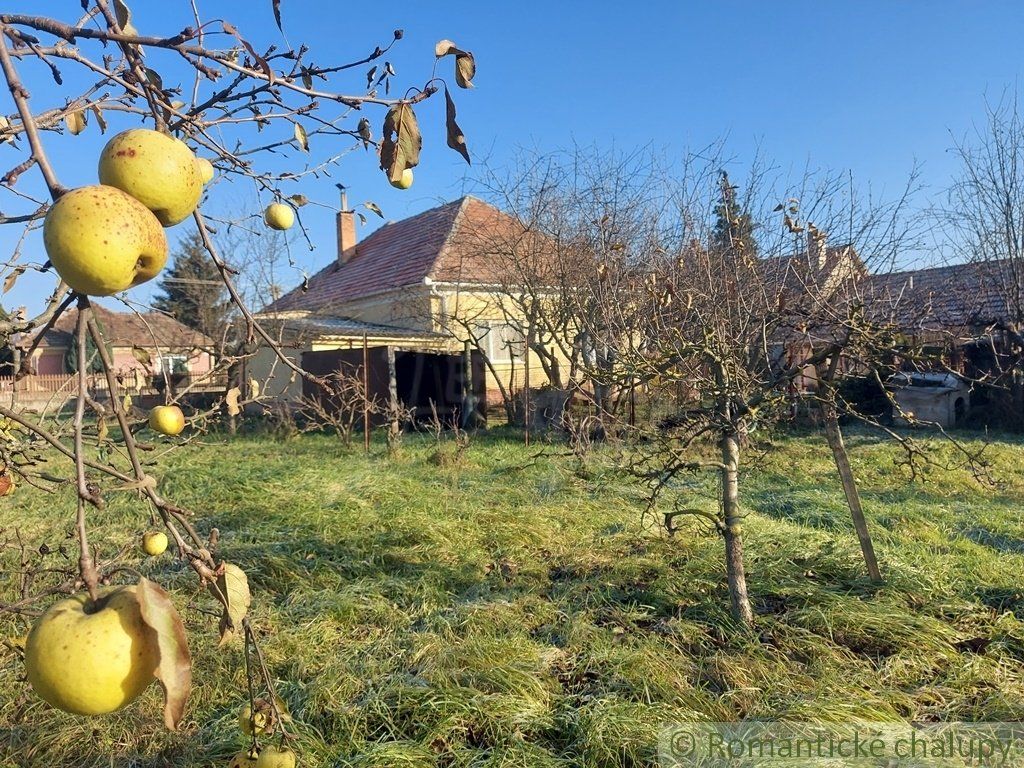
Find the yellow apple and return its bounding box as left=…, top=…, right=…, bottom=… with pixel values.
left=255, top=746, right=296, bottom=768
left=263, top=203, right=295, bottom=231
left=149, top=404, right=186, bottom=436
left=228, top=750, right=260, bottom=768
left=142, top=531, right=168, bottom=556
left=24, top=586, right=158, bottom=715
left=98, top=128, right=203, bottom=226
left=43, top=185, right=169, bottom=296
left=240, top=703, right=270, bottom=736
left=196, top=157, right=215, bottom=185
left=390, top=167, right=414, bottom=190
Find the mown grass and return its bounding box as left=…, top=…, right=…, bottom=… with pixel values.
left=2, top=427, right=1024, bottom=767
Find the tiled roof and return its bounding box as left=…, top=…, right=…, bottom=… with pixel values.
left=282, top=315, right=444, bottom=339
left=19, top=305, right=213, bottom=350
left=263, top=196, right=520, bottom=313
left=865, top=260, right=1018, bottom=333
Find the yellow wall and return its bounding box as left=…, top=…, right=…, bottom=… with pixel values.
left=435, top=287, right=570, bottom=401
left=257, top=284, right=573, bottom=408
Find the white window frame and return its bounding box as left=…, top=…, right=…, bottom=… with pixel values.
left=155, top=353, right=189, bottom=375
left=474, top=321, right=525, bottom=364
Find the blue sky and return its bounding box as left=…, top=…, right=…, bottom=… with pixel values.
left=3, top=1, right=1024, bottom=315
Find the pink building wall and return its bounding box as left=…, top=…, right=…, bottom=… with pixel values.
left=31, top=347, right=213, bottom=376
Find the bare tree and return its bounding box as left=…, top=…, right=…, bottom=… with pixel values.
left=942, top=94, right=1024, bottom=428
left=546, top=147, right=919, bottom=625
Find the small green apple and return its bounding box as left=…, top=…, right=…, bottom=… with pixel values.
left=142, top=531, right=168, bottom=556
left=390, top=167, right=414, bottom=190
left=255, top=746, right=296, bottom=768
left=196, top=157, right=215, bottom=185
left=98, top=128, right=203, bottom=226
left=24, top=586, right=159, bottom=715
left=43, top=185, right=169, bottom=296
left=263, top=203, right=295, bottom=231
left=149, top=405, right=186, bottom=436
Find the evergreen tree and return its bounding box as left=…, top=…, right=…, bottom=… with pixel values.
left=153, top=232, right=231, bottom=341
left=712, top=171, right=758, bottom=257
left=64, top=316, right=112, bottom=374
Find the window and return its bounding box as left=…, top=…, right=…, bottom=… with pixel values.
left=474, top=322, right=525, bottom=363
left=155, top=354, right=189, bottom=376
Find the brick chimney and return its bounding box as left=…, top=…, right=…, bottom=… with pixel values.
left=806, top=224, right=827, bottom=272
left=337, top=189, right=357, bottom=264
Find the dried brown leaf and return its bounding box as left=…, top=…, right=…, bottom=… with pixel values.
left=435, top=39, right=460, bottom=57
left=293, top=122, right=309, bottom=152
left=209, top=562, right=250, bottom=646
left=3, top=267, right=25, bottom=294
left=444, top=86, right=470, bottom=165
left=455, top=52, right=476, bottom=89
left=379, top=103, right=421, bottom=183
left=64, top=110, right=86, bottom=136
left=137, top=578, right=192, bottom=730
left=113, top=0, right=139, bottom=36
left=131, top=345, right=151, bottom=367
left=225, top=386, right=241, bottom=416
left=90, top=104, right=107, bottom=134
left=271, top=0, right=283, bottom=32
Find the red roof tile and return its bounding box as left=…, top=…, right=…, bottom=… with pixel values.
left=20, top=305, right=213, bottom=350
left=264, top=196, right=522, bottom=312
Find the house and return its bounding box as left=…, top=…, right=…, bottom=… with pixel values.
left=251, top=194, right=550, bottom=413
left=4, top=306, right=216, bottom=410
left=865, top=259, right=1023, bottom=427
left=15, top=305, right=214, bottom=377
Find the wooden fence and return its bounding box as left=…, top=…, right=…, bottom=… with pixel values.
left=0, top=371, right=229, bottom=409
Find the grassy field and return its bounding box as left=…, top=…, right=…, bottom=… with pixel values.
left=2, top=427, right=1024, bottom=767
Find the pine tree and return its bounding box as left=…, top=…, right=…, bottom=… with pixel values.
left=153, top=233, right=231, bottom=341
left=64, top=317, right=112, bottom=374
left=712, top=171, right=758, bottom=257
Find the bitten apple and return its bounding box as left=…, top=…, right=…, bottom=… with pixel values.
left=98, top=129, right=203, bottom=226
left=43, top=185, right=168, bottom=296
left=24, top=586, right=159, bottom=715
left=263, top=203, right=295, bottom=231
left=149, top=405, right=186, bottom=436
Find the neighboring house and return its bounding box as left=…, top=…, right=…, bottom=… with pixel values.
left=865, top=259, right=1024, bottom=427
left=252, top=195, right=544, bottom=408
left=14, top=305, right=214, bottom=379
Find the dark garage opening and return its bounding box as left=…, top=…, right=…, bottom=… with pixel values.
left=301, top=345, right=486, bottom=429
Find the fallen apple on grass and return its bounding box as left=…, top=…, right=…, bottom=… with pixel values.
left=43, top=185, right=168, bottom=296
left=255, top=745, right=297, bottom=768
left=228, top=750, right=260, bottom=768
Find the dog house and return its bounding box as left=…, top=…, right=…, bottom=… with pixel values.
left=888, top=372, right=970, bottom=428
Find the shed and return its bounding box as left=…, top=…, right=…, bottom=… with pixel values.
left=301, top=345, right=486, bottom=430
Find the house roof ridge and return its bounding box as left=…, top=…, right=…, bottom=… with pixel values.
left=427, top=196, right=474, bottom=282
